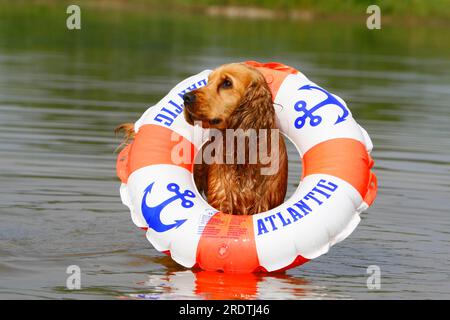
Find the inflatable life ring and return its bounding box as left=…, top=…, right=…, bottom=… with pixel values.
left=116, top=61, right=377, bottom=273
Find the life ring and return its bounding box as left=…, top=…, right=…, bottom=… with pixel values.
left=116, top=61, right=378, bottom=273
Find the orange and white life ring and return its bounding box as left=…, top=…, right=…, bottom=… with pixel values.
left=116, top=61, right=377, bottom=273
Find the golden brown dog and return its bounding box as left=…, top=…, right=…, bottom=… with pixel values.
left=116, top=63, right=288, bottom=215
left=183, top=63, right=288, bottom=215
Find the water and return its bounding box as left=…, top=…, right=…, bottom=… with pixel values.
left=1, top=4, right=450, bottom=299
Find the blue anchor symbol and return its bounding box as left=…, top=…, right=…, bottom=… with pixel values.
left=293, top=84, right=349, bottom=129
left=141, top=182, right=195, bottom=232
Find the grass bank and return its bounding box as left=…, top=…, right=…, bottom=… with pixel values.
left=2, top=0, right=450, bottom=23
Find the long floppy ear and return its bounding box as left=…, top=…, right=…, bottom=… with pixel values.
left=228, top=72, right=275, bottom=130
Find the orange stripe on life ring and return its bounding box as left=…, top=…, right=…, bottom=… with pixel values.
left=196, top=213, right=259, bottom=273
left=302, top=138, right=377, bottom=201
left=364, top=170, right=378, bottom=206
left=245, top=61, right=298, bottom=100
left=116, top=143, right=132, bottom=184
left=245, top=61, right=298, bottom=75
left=116, top=124, right=196, bottom=183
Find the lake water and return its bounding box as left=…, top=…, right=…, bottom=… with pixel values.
left=1, top=4, right=450, bottom=299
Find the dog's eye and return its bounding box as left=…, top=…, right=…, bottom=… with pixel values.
left=221, top=79, right=232, bottom=89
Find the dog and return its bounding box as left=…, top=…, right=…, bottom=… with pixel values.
left=116, top=63, right=288, bottom=215
left=183, top=63, right=287, bottom=215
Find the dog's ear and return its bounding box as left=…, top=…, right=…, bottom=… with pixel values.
left=114, top=123, right=135, bottom=153
left=229, top=73, right=275, bottom=130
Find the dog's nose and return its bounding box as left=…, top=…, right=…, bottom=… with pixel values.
left=183, top=92, right=196, bottom=105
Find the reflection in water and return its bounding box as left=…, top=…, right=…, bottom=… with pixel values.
left=129, top=270, right=340, bottom=300
left=195, top=271, right=262, bottom=300
left=122, top=255, right=343, bottom=300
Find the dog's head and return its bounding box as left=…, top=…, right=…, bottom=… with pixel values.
left=183, top=63, right=274, bottom=130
